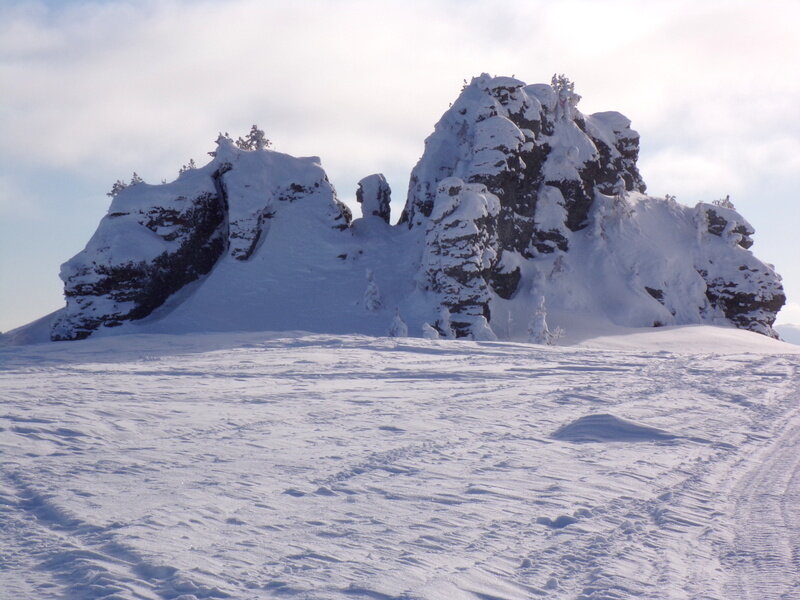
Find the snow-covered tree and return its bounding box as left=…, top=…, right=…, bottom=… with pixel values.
left=236, top=125, right=271, bottom=151
left=247, top=125, right=270, bottom=150
left=712, top=194, right=735, bottom=210
left=551, top=74, right=581, bottom=121
left=612, top=175, right=627, bottom=200
left=421, top=322, right=440, bottom=339
left=363, top=269, right=382, bottom=312
left=528, top=296, right=563, bottom=345
left=208, top=132, right=233, bottom=157
left=435, top=305, right=455, bottom=339
left=387, top=308, right=408, bottom=337
left=471, top=316, right=498, bottom=341
left=130, top=172, right=144, bottom=186
left=179, top=159, right=197, bottom=174
left=106, top=179, right=128, bottom=198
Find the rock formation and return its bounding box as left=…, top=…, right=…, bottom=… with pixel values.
left=39, top=74, right=784, bottom=343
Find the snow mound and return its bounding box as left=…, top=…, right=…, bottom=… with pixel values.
left=552, top=413, right=678, bottom=443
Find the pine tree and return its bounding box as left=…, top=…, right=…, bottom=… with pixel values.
left=613, top=175, right=627, bottom=200
left=106, top=180, right=128, bottom=198
left=246, top=125, right=270, bottom=150
left=528, top=296, right=563, bottom=345
left=712, top=194, right=735, bottom=209
left=208, top=133, right=232, bottom=157
left=551, top=73, right=581, bottom=121
left=421, top=322, right=440, bottom=339
left=235, top=125, right=271, bottom=151
left=387, top=308, right=408, bottom=337
left=363, top=269, right=382, bottom=311
left=179, top=159, right=197, bottom=174
left=130, top=172, right=144, bottom=185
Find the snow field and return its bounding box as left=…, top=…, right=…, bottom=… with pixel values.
left=1, top=330, right=799, bottom=599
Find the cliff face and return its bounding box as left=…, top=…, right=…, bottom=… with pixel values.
left=46, top=75, right=784, bottom=343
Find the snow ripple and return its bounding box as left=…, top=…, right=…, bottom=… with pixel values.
left=0, top=332, right=798, bottom=598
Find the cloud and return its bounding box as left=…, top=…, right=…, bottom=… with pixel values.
left=3, top=0, right=799, bottom=186
left=776, top=302, right=800, bottom=327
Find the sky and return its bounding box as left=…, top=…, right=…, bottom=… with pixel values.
left=1, top=0, right=799, bottom=333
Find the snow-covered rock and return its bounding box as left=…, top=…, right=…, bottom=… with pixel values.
left=28, top=74, right=785, bottom=344
left=356, top=173, right=391, bottom=223
left=401, top=74, right=782, bottom=338
left=52, top=137, right=351, bottom=340
left=418, top=177, right=500, bottom=338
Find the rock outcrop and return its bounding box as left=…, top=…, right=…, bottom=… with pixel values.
left=356, top=174, right=391, bottom=223
left=401, top=74, right=782, bottom=338
left=401, top=75, right=645, bottom=270
left=419, top=178, right=499, bottom=339
left=52, top=137, right=351, bottom=341
left=43, top=74, right=784, bottom=343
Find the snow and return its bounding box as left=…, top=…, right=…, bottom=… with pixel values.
left=1, top=327, right=799, bottom=599
left=551, top=413, right=679, bottom=443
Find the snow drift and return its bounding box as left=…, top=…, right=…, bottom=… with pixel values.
left=16, top=74, right=786, bottom=343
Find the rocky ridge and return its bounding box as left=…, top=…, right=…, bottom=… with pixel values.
left=43, top=74, right=785, bottom=342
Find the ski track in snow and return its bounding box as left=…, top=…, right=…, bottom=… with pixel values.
left=720, top=416, right=800, bottom=599
left=0, top=332, right=798, bottom=599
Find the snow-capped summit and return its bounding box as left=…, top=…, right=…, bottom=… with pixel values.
left=9, top=76, right=784, bottom=344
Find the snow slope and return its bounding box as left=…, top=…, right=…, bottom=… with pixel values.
left=1, top=327, right=798, bottom=599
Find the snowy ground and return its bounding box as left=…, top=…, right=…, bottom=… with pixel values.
left=1, top=327, right=799, bottom=599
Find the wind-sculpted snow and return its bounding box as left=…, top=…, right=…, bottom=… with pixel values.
left=1, top=330, right=799, bottom=599
left=551, top=413, right=679, bottom=443
left=20, top=73, right=783, bottom=345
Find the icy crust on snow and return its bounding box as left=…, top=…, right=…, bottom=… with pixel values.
left=20, top=73, right=784, bottom=344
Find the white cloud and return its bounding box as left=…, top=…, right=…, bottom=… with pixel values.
left=3, top=0, right=799, bottom=185
left=776, top=302, right=800, bottom=327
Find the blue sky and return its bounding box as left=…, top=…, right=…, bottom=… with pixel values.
left=1, top=0, right=799, bottom=332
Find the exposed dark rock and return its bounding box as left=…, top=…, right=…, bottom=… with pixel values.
left=489, top=256, right=522, bottom=300
left=52, top=185, right=228, bottom=341
left=699, top=204, right=754, bottom=249
left=701, top=270, right=785, bottom=337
